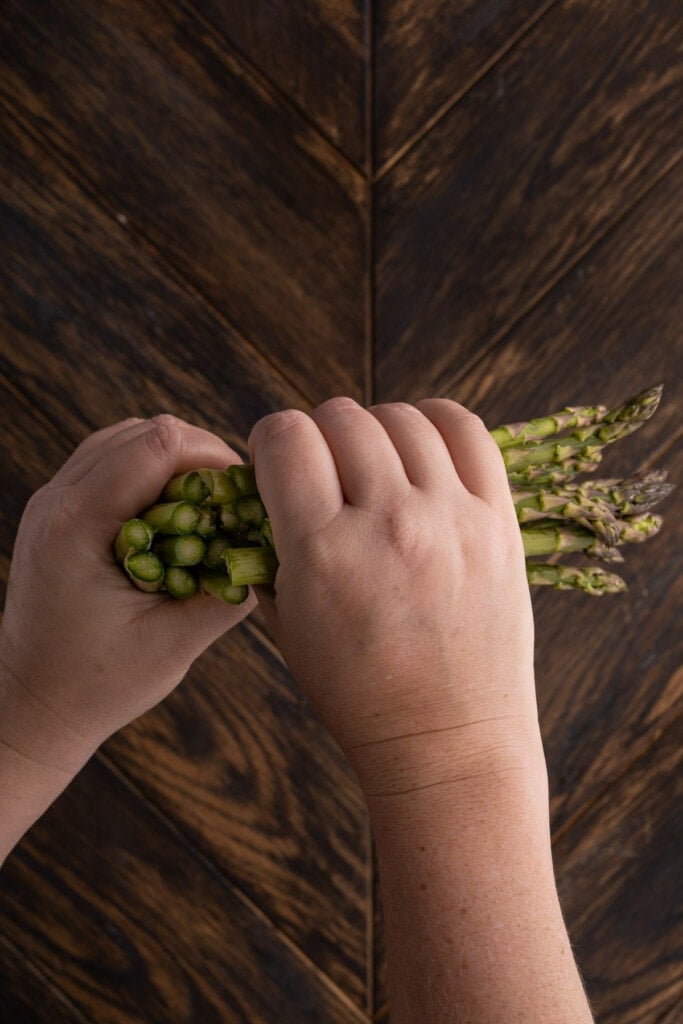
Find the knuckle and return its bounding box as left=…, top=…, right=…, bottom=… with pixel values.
left=255, top=409, right=311, bottom=444
left=314, top=396, right=359, bottom=417
left=145, top=415, right=185, bottom=462
left=378, top=506, right=424, bottom=566
left=44, top=485, right=83, bottom=540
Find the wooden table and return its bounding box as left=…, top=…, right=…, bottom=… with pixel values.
left=0, top=2, right=681, bottom=1021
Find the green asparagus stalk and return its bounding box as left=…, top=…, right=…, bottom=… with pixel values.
left=202, top=534, right=233, bottom=570
left=163, top=565, right=198, bottom=600
left=514, top=491, right=620, bottom=545
left=195, top=506, right=217, bottom=538
left=196, top=465, right=256, bottom=502
left=198, top=570, right=249, bottom=604
left=224, top=547, right=278, bottom=586
left=492, top=402, right=608, bottom=448
left=525, top=562, right=627, bottom=594
left=115, top=518, right=155, bottom=562
left=502, top=387, right=662, bottom=472
left=123, top=550, right=164, bottom=592
left=152, top=534, right=206, bottom=566
left=161, top=470, right=209, bottom=503
left=142, top=501, right=199, bottom=535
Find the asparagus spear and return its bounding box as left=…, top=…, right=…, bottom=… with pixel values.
left=223, top=547, right=278, bottom=586
left=198, top=570, right=249, bottom=604
left=163, top=566, right=197, bottom=600
left=502, top=387, right=662, bottom=472
left=152, top=534, right=206, bottom=566
left=525, top=562, right=627, bottom=594
left=491, top=402, right=608, bottom=448
left=123, top=551, right=164, bottom=592
left=142, top=501, right=199, bottom=535
left=161, top=470, right=209, bottom=503
left=115, top=518, right=155, bottom=562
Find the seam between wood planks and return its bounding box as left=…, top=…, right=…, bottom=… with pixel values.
left=0, top=90, right=315, bottom=416
left=550, top=711, right=682, bottom=849
left=436, top=150, right=683, bottom=400
left=97, top=750, right=371, bottom=1023
left=363, top=0, right=375, bottom=411
left=372, top=0, right=560, bottom=183
left=363, top=0, right=377, bottom=1011
left=176, top=0, right=366, bottom=189
left=0, top=931, right=91, bottom=1024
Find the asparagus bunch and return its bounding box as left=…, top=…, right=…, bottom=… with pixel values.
left=114, top=385, right=674, bottom=601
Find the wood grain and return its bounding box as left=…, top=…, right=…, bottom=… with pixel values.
left=1, top=1, right=681, bottom=1018
left=0, top=0, right=367, bottom=405
left=0, top=100, right=370, bottom=1004
left=0, top=101, right=308, bottom=451
left=554, top=718, right=683, bottom=1024
left=192, top=0, right=367, bottom=170
left=0, top=934, right=89, bottom=1024
left=374, top=0, right=549, bottom=170
left=442, top=162, right=683, bottom=833
left=104, top=630, right=370, bottom=1004
left=0, top=759, right=368, bottom=1024
left=374, top=0, right=683, bottom=402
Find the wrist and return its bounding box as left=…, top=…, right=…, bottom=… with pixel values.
left=352, top=710, right=547, bottom=811
left=0, top=661, right=95, bottom=864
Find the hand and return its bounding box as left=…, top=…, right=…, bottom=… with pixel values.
left=0, top=415, right=256, bottom=774
left=248, top=397, right=539, bottom=797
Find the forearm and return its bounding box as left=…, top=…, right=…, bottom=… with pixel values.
left=0, top=665, right=91, bottom=865
left=365, top=729, right=594, bottom=1024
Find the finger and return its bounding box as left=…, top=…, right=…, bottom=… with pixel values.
left=310, top=397, right=410, bottom=508
left=53, top=419, right=148, bottom=485
left=367, top=402, right=456, bottom=492
left=416, top=399, right=508, bottom=505
left=74, top=415, right=243, bottom=529
left=248, top=409, right=343, bottom=546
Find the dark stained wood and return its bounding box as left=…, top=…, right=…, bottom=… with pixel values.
left=0, top=759, right=368, bottom=1024
left=193, top=0, right=367, bottom=170
left=0, top=934, right=90, bottom=1024
left=1, top=1, right=681, bottom=1020
left=374, top=0, right=683, bottom=402
left=447, top=162, right=683, bottom=834
left=0, top=102, right=370, bottom=1005
left=554, top=718, right=683, bottom=1024
left=0, top=0, right=367, bottom=405
left=0, top=101, right=309, bottom=452
left=103, top=632, right=369, bottom=1003
left=374, top=0, right=550, bottom=170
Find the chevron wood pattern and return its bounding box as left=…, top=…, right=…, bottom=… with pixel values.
left=0, top=2, right=681, bottom=1021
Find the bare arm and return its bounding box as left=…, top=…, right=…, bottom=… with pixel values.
left=248, top=396, right=595, bottom=1023
left=0, top=415, right=255, bottom=866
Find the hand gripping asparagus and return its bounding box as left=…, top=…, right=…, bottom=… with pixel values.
left=114, top=385, right=673, bottom=601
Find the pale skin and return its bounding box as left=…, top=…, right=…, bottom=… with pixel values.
left=0, top=401, right=594, bottom=1023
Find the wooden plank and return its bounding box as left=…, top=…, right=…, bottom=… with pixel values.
left=0, top=101, right=308, bottom=450
left=0, top=0, right=367, bottom=405
left=103, top=631, right=369, bottom=1004
left=0, top=759, right=368, bottom=1024
left=431, top=162, right=683, bottom=834
left=554, top=718, right=683, bottom=1024
left=0, top=108, right=370, bottom=1002
left=0, top=934, right=90, bottom=1024
left=374, top=0, right=549, bottom=170
left=192, top=0, right=366, bottom=170
left=374, top=0, right=683, bottom=402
